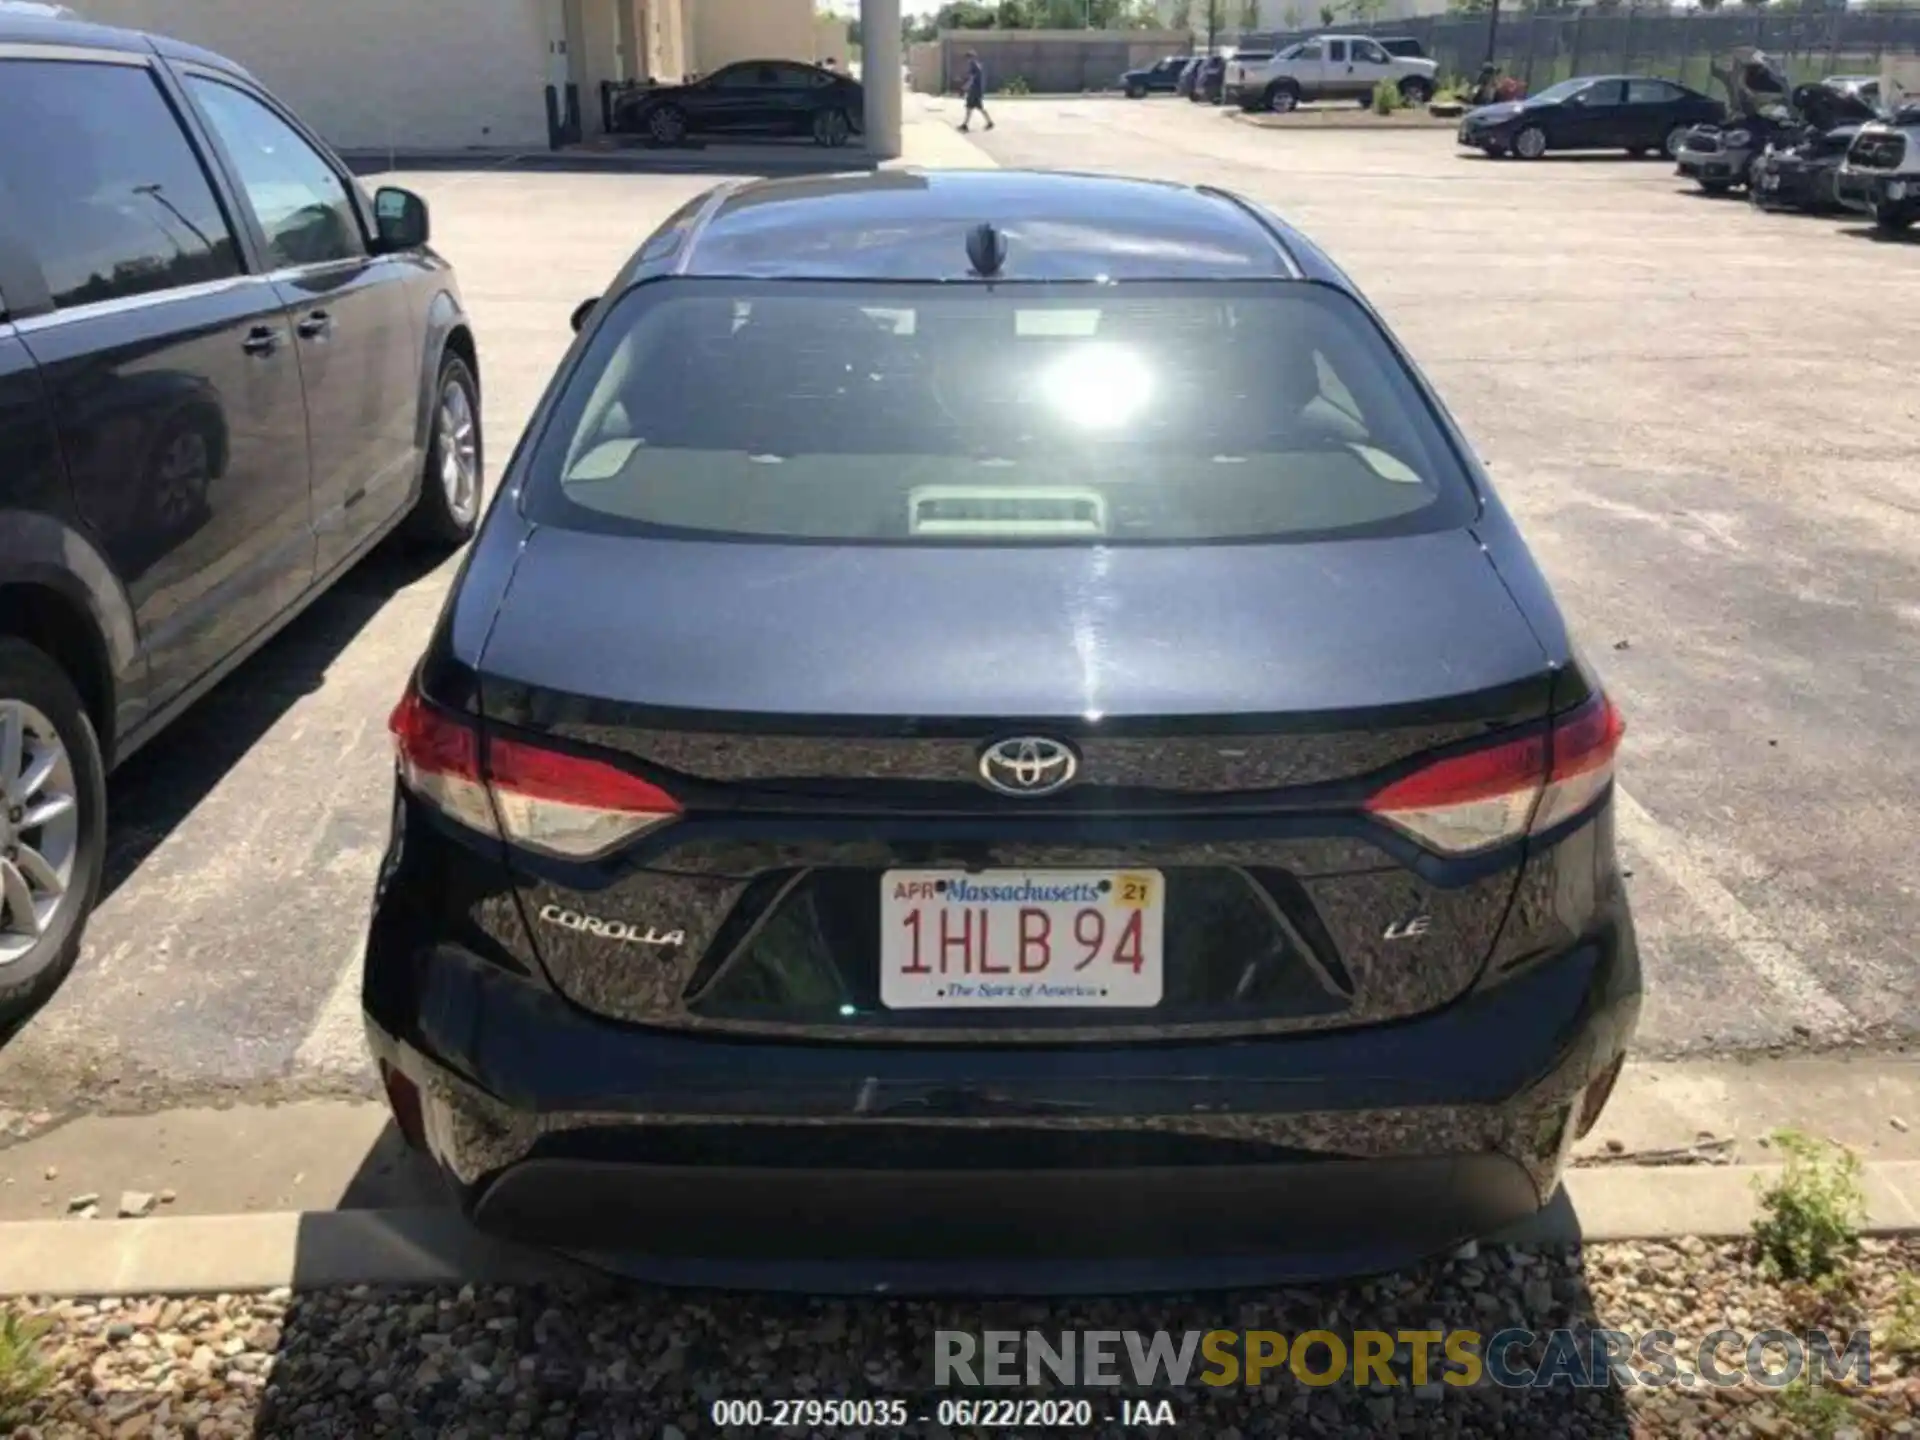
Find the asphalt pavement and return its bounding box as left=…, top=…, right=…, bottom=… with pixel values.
left=0, top=99, right=1916, bottom=1126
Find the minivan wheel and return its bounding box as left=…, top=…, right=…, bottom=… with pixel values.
left=0, top=639, right=106, bottom=1042
left=404, top=352, right=483, bottom=548
left=1513, top=125, right=1547, bottom=159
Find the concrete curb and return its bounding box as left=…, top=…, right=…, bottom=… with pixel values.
left=1226, top=109, right=1457, bottom=131
left=6, top=1164, right=1920, bottom=1298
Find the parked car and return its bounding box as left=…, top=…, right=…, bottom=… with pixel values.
left=1673, top=50, right=1873, bottom=195
left=1686, top=65, right=1879, bottom=201
left=613, top=59, right=863, bottom=147
left=1191, top=54, right=1231, bottom=104
left=1221, top=50, right=1274, bottom=108
left=1457, top=75, right=1722, bottom=160
left=1120, top=53, right=1191, bottom=98
left=1838, top=111, right=1920, bottom=231
left=1174, top=55, right=1204, bottom=99
left=0, top=10, right=480, bottom=1039
left=367, top=168, right=1639, bottom=1287
left=1837, top=56, right=1920, bottom=231
left=1240, top=36, right=1438, bottom=113
left=1750, top=101, right=1874, bottom=214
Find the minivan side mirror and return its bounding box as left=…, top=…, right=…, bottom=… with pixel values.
left=373, top=187, right=430, bottom=251
left=570, top=297, right=598, bottom=333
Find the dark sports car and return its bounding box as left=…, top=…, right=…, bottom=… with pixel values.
left=1458, top=74, right=1722, bottom=159
left=613, top=59, right=863, bottom=147
left=1751, top=121, right=1870, bottom=212
left=367, top=169, right=1640, bottom=1290
left=1749, top=84, right=1882, bottom=212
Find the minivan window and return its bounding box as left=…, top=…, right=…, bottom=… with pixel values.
left=524, top=279, right=1476, bottom=545
left=0, top=59, right=241, bottom=310
left=187, top=77, right=363, bottom=268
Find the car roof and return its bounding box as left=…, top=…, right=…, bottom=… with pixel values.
left=648, top=169, right=1342, bottom=285
left=0, top=8, right=253, bottom=79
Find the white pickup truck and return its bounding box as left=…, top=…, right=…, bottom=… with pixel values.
left=1236, top=35, right=1438, bottom=113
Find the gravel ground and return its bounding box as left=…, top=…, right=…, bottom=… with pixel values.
left=9, top=1239, right=1920, bottom=1438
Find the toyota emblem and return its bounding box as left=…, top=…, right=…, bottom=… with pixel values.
left=979, top=737, right=1079, bottom=797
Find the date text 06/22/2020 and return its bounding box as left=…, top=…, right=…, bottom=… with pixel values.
left=706, top=1398, right=1178, bottom=1429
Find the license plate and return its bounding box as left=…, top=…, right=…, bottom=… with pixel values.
left=880, top=869, right=1165, bottom=1009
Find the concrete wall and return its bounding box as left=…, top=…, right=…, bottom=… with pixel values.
left=908, top=38, right=942, bottom=93
left=813, top=11, right=850, bottom=69
left=78, top=0, right=551, bottom=151
left=938, top=29, right=1190, bottom=95
left=690, top=0, right=816, bottom=74
left=634, top=0, right=690, bottom=81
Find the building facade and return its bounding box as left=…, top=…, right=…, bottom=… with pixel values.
left=74, top=0, right=847, bottom=153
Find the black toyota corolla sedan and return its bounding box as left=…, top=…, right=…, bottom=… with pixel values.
left=364, top=169, right=1639, bottom=1291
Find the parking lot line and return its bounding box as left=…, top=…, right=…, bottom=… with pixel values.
left=1612, top=786, right=1851, bottom=1037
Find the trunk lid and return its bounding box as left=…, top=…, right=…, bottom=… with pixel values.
left=472, top=527, right=1555, bottom=1041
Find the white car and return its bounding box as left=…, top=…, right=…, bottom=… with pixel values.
left=1238, top=35, right=1438, bottom=113
left=1837, top=57, right=1920, bottom=232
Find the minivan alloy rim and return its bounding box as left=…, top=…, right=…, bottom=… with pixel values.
left=439, top=377, right=479, bottom=523
left=0, top=700, right=80, bottom=967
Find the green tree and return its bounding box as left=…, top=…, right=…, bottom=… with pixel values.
left=1171, top=0, right=1192, bottom=25
left=935, top=0, right=997, bottom=25
left=1317, top=3, right=1335, bottom=22
left=1239, top=0, right=1261, bottom=28
left=1344, top=0, right=1385, bottom=23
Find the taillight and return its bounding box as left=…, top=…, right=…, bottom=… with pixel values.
left=1364, top=693, right=1624, bottom=856
left=388, top=682, right=681, bottom=859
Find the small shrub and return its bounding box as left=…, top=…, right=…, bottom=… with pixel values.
left=1880, top=1271, right=1920, bottom=1358
left=1775, top=1370, right=1856, bottom=1440
left=1494, top=76, right=1528, bottom=102
left=998, top=74, right=1031, bottom=96
left=0, top=1308, right=53, bottom=1425
left=1752, top=1129, right=1865, bottom=1286
left=1371, top=79, right=1405, bottom=116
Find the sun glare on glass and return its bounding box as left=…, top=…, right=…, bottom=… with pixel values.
left=1039, top=344, right=1153, bottom=429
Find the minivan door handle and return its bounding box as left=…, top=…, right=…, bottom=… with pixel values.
left=241, top=326, right=280, bottom=356
left=296, top=309, right=332, bottom=339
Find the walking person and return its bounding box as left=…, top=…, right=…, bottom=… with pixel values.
left=958, top=49, right=994, bottom=132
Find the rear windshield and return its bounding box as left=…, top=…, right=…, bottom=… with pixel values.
left=522, top=279, right=1477, bottom=545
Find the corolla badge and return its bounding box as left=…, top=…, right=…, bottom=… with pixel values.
left=538, top=904, right=684, bottom=947
left=979, top=737, right=1079, bottom=797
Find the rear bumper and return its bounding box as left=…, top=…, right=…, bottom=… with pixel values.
left=363, top=894, right=1640, bottom=1290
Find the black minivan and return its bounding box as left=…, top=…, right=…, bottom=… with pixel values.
left=0, top=12, right=481, bottom=1036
